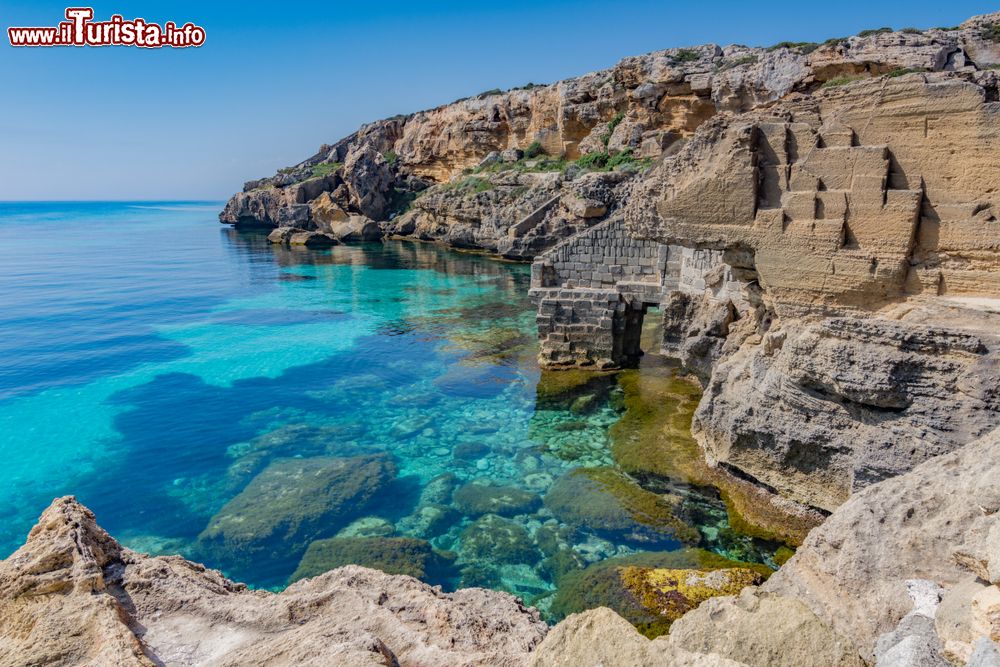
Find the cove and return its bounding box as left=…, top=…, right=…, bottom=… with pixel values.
left=0, top=201, right=784, bottom=626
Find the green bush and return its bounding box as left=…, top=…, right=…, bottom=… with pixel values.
left=858, top=27, right=893, bottom=37
left=767, top=41, right=819, bottom=54
left=523, top=141, right=546, bottom=158
left=669, top=49, right=699, bottom=64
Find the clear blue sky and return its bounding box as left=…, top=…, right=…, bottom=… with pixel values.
left=1, top=0, right=994, bottom=200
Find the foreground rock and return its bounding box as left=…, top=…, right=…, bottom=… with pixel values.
left=0, top=497, right=547, bottom=667
left=660, top=427, right=1000, bottom=666
left=529, top=607, right=748, bottom=667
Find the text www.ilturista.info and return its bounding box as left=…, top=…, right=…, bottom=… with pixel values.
left=8, top=8, right=205, bottom=48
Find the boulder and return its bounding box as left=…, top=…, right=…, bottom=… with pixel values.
left=529, top=607, right=749, bottom=667
left=452, top=482, right=541, bottom=517
left=290, top=536, right=453, bottom=584
left=327, top=215, right=383, bottom=242
left=667, top=587, right=865, bottom=667
left=197, top=454, right=396, bottom=579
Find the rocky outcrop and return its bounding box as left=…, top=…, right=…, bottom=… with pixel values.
left=0, top=497, right=547, bottom=667
left=221, top=14, right=1000, bottom=259
left=530, top=14, right=1000, bottom=519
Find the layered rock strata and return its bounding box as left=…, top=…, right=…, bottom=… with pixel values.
left=221, top=14, right=1000, bottom=261
left=530, top=15, right=1000, bottom=517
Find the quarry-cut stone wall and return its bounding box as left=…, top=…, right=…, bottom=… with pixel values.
left=529, top=218, right=745, bottom=368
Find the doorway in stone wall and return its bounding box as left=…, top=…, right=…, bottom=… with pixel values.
left=616, top=302, right=662, bottom=368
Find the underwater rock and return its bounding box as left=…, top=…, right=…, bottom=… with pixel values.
left=335, top=516, right=396, bottom=538
left=453, top=482, right=542, bottom=517
left=290, top=536, right=453, bottom=584
left=544, top=468, right=699, bottom=546
left=460, top=514, right=540, bottom=565
left=198, top=453, right=396, bottom=579
left=534, top=369, right=618, bottom=410
left=453, top=441, right=491, bottom=461
left=395, top=503, right=460, bottom=539
left=225, top=423, right=366, bottom=488
left=549, top=549, right=770, bottom=638
left=419, top=472, right=459, bottom=505
left=609, top=366, right=822, bottom=546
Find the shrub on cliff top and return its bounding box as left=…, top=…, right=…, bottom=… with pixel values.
left=767, top=41, right=819, bottom=54
left=669, top=49, right=699, bottom=64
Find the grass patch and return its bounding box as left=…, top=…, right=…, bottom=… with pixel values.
left=822, top=75, right=865, bottom=88
left=858, top=27, right=893, bottom=37
left=310, top=162, right=342, bottom=179
left=574, top=149, right=652, bottom=173
left=669, top=49, right=699, bottom=65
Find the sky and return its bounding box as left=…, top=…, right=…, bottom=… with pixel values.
left=0, top=0, right=995, bottom=200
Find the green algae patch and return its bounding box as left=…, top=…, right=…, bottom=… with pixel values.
left=290, top=536, right=453, bottom=584
left=459, top=514, right=540, bottom=565
left=198, top=453, right=396, bottom=580
left=535, top=369, right=618, bottom=406
left=452, top=482, right=541, bottom=517
left=618, top=566, right=766, bottom=635
left=549, top=549, right=771, bottom=638
left=608, top=364, right=819, bottom=547
left=544, top=467, right=699, bottom=546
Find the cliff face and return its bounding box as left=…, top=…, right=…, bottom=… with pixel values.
left=220, top=13, right=1000, bottom=259
left=520, top=13, right=1000, bottom=517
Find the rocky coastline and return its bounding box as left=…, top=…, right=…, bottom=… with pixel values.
left=3, top=11, right=999, bottom=667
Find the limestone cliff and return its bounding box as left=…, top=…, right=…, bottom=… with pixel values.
left=527, top=12, right=1000, bottom=519
left=220, top=13, right=1000, bottom=260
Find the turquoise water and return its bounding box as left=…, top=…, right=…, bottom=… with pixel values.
left=0, top=202, right=778, bottom=615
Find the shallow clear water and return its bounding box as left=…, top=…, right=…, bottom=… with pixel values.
left=0, top=202, right=779, bottom=616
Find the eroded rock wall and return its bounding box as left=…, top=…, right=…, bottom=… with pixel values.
left=221, top=14, right=1000, bottom=258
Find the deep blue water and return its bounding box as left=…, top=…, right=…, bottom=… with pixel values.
left=0, top=202, right=776, bottom=614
